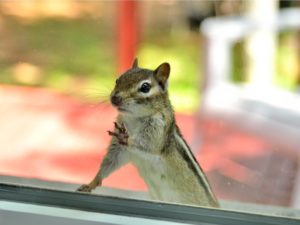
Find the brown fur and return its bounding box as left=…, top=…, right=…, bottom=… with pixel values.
left=77, top=61, right=219, bottom=207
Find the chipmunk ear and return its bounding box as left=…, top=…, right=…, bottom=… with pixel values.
left=132, top=58, right=138, bottom=68
left=154, top=62, right=170, bottom=90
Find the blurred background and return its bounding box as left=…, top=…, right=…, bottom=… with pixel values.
left=1, top=0, right=300, bottom=209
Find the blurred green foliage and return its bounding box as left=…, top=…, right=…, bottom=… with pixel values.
left=139, top=34, right=200, bottom=113
left=0, top=16, right=200, bottom=113
left=231, top=32, right=300, bottom=90
left=231, top=41, right=247, bottom=83
left=1, top=15, right=299, bottom=114
left=0, top=16, right=116, bottom=95
left=276, top=31, right=300, bottom=90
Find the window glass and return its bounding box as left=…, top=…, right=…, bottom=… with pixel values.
left=0, top=0, right=300, bottom=220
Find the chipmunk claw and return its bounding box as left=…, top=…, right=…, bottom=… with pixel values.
left=108, top=122, right=129, bottom=145
left=77, top=178, right=101, bottom=192
left=77, top=184, right=92, bottom=192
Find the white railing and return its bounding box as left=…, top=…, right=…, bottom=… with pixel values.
left=201, top=8, right=300, bottom=87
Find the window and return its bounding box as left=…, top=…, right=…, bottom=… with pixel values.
left=0, top=1, right=300, bottom=224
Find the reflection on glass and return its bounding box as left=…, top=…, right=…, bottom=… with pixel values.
left=0, top=0, right=300, bottom=219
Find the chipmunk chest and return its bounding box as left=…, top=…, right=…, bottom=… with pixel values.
left=122, top=114, right=164, bottom=137
left=123, top=118, right=144, bottom=136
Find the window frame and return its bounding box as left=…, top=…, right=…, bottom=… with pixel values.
left=1, top=182, right=299, bottom=225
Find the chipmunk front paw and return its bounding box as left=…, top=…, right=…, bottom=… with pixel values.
left=77, top=179, right=101, bottom=192
left=77, top=184, right=93, bottom=192
left=108, top=122, right=129, bottom=145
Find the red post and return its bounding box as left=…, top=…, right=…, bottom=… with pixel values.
left=117, top=0, right=139, bottom=74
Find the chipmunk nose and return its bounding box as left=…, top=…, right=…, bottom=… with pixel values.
left=111, top=95, right=123, bottom=106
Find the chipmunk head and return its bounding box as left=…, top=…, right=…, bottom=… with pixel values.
left=110, top=58, right=171, bottom=117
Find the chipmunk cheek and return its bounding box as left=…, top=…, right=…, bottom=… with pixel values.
left=136, top=96, right=151, bottom=103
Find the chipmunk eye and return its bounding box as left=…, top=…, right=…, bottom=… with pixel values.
left=139, top=82, right=151, bottom=93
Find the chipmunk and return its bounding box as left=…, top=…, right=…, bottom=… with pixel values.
left=77, top=59, right=219, bottom=207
